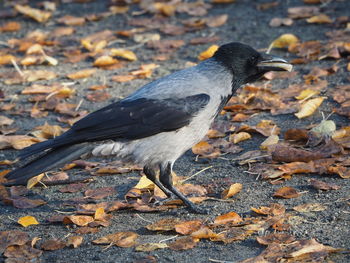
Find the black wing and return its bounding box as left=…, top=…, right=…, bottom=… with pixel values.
left=19, top=94, right=210, bottom=159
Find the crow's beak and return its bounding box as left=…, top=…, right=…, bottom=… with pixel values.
left=257, top=54, right=293, bottom=72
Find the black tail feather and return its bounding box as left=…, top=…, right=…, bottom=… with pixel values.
left=5, top=143, right=93, bottom=185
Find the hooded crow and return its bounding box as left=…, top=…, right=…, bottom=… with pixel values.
left=5, top=42, right=292, bottom=213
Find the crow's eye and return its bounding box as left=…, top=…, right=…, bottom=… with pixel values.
left=249, top=56, right=258, bottom=65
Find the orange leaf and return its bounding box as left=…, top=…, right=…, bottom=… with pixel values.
left=18, top=216, right=39, bottom=227
left=198, top=45, right=219, bottom=60
left=221, top=183, right=242, bottom=199
left=273, top=186, right=300, bottom=199
left=214, top=211, right=242, bottom=225
left=67, top=68, right=97, bottom=79
left=175, top=220, right=202, bottom=235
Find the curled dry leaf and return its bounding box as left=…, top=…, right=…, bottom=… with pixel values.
left=110, top=48, right=137, bottom=61
left=84, top=187, right=116, bottom=200
left=168, top=236, right=198, bottom=251
left=67, top=68, right=97, bottom=79
left=260, top=135, right=279, bottom=150
left=257, top=233, right=296, bottom=245
left=198, top=45, right=219, bottom=60
left=306, top=14, right=332, bottom=24
left=269, top=33, right=299, bottom=49
left=0, top=135, right=41, bottom=150
left=269, top=17, right=293, bottom=27
left=221, top=183, right=242, bottom=199
left=229, top=132, right=251, bottom=144
left=133, top=175, right=154, bottom=189
left=4, top=243, right=42, bottom=259
left=273, top=186, right=300, bottom=199
left=93, top=56, right=118, bottom=67
left=293, top=203, right=327, bottom=213
left=93, top=232, right=138, bottom=247
left=174, top=220, right=203, bottom=235
left=192, top=141, right=214, bottom=155
left=66, top=236, right=83, bottom=248
left=18, top=216, right=39, bottom=227
left=63, top=215, right=94, bottom=226
left=295, top=89, right=320, bottom=100
left=15, top=4, right=51, bottom=23
left=0, top=115, right=14, bottom=126
left=295, top=97, right=325, bottom=119
left=135, top=242, right=168, bottom=252
left=214, top=211, right=243, bottom=225
left=57, top=15, right=86, bottom=26
left=206, top=14, right=228, bottom=27
left=27, top=173, right=45, bottom=189
left=0, top=21, right=21, bottom=32
left=112, top=75, right=136, bottom=83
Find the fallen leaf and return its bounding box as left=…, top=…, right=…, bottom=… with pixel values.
left=295, top=97, right=325, bottom=118
left=27, top=173, right=45, bottom=189
left=57, top=15, right=85, bottom=26
left=11, top=197, right=46, bottom=209
left=0, top=230, right=30, bottom=253
left=0, top=54, right=16, bottom=65
left=146, top=218, right=182, bottom=231
left=41, top=239, right=65, bottom=251
left=198, top=45, right=219, bottom=60
left=221, top=183, right=243, bottom=199
left=260, top=135, right=279, bottom=150
left=135, top=242, right=168, bottom=252
left=66, top=236, right=83, bottom=248
left=93, top=232, right=138, bottom=247
left=133, top=175, right=154, bottom=189
left=63, top=215, right=94, bottom=226
left=168, top=236, right=198, bottom=250
left=4, top=243, right=42, bottom=259
left=110, top=49, right=137, bottom=61
left=175, top=220, right=202, bottom=235
left=0, top=21, right=21, bottom=32
left=190, top=226, right=219, bottom=239
left=93, top=55, right=118, bottom=67
left=295, top=89, right=320, bottom=100
left=214, top=211, right=243, bottom=225
left=269, top=17, right=293, bottom=27
left=18, top=216, right=39, bottom=227
left=293, top=203, right=327, bottom=213
left=192, top=141, right=214, bottom=155
left=269, top=33, right=299, bottom=49
left=112, top=75, right=136, bottom=82
left=273, top=186, right=300, bottom=199
left=59, top=183, right=87, bottom=193
left=257, top=233, right=295, bottom=245
left=206, top=14, right=228, bottom=27
left=67, top=68, right=97, bottom=79
left=84, top=187, right=116, bottom=200
left=310, top=179, right=341, bottom=190
left=15, top=4, right=51, bottom=23
left=288, top=6, right=320, bottom=19
left=0, top=115, right=14, bottom=126
left=306, top=14, right=332, bottom=24
left=0, top=135, right=40, bottom=150
left=229, top=132, right=251, bottom=144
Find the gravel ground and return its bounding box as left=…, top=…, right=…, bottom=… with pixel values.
left=0, top=0, right=349, bottom=262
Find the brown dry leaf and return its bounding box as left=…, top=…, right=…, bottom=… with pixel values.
left=94, top=207, right=106, bottom=221
left=26, top=173, right=45, bottom=189
left=146, top=218, right=182, bottom=231
left=4, top=243, right=42, bottom=259
left=190, top=226, right=219, bottom=239
left=168, top=236, right=198, bottom=251
left=284, top=128, right=309, bottom=142
left=214, top=211, right=243, bottom=225
left=84, top=187, right=116, bottom=200
left=66, top=236, right=83, bottom=248
left=59, top=183, right=87, bottom=193
left=93, top=55, right=118, bottom=67
left=293, top=203, right=327, bottom=213
left=192, top=141, right=214, bottom=155
left=273, top=186, right=300, bottom=199
left=93, top=232, right=138, bottom=247
left=175, top=220, right=202, bottom=235
left=15, top=4, right=51, bottom=23
left=0, top=135, right=41, bottom=150
left=67, top=68, right=97, bottom=80
left=257, top=233, right=296, bottom=245
left=64, top=215, right=94, bottom=227
left=206, top=14, right=228, bottom=27
left=51, top=26, right=74, bottom=37
left=34, top=122, right=65, bottom=139
left=0, top=21, right=21, bottom=32
left=310, top=179, right=341, bottom=190
left=41, top=239, right=65, bottom=251
left=110, top=48, right=137, bottom=61
left=278, top=161, right=316, bottom=176
left=57, top=15, right=85, bottom=26
left=112, top=75, right=136, bottom=83
left=131, top=63, right=159, bottom=78
left=306, top=14, right=332, bottom=24
left=295, top=97, right=325, bottom=118
left=221, top=183, right=243, bottom=199
left=0, top=230, right=30, bottom=253
left=0, top=115, right=14, bottom=126
left=86, top=91, right=111, bottom=102
left=207, top=129, right=225, bottom=139
left=18, top=216, right=39, bottom=227
left=23, top=70, right=57, bottom=82
left=135, top=242, right=168, bottom=252
left=229, top=132, right=251, bottom=144
left=198, top=45, right=219, bottom=60
left=11, top=197, right=46, bottom=209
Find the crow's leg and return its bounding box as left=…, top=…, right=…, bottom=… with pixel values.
left=143, top=165, right=173, bottom=197
left=159, top=162, right=207, bottom=214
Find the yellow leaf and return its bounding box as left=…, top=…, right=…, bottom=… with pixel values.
left=295, top=97, right=325, bottom=119
left=27, top=173, right=45, bottom=189
left=221, top=183, right=242, bottom=199
left=94, top=207, right=105, bottom=220
left=269, top=33, right=299, bottom=49
left=198, top=45, right=219, bottom=60
left=229, top=132, right=251, bottom=144
left=93, top=55, right=118, bottom=67
left=295, top=89, right=320, bottom=100
left=0, top=55, right=16, bottom=65
left=18, top=216, right=39, bottom=227
left=306, top=14, right=332, bottom=24
left=260, top=135, right=279, bottom=150
left=15, top=4, right=51, bottom=23
left=110, top=48, right=137, bottom=61
left=67, top=68, right=97, bottom=79
left=134, top=175, right=154, bottom=189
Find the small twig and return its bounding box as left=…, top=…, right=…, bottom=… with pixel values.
left=11, top=58, right=24, bottom=77
left=232, top=155, right=270, bottom=162
left=54, top=210, right=75, bottom=215
left=159, top=235, right=178, bottom=243
left=102, top=243, right=114, bottom=251
left=75, top=99, right=83, bottom=111
left=180, top=166, right=213, bottom=183
left=209, top=258, right=235, bottom=263
left=135, top=213, right=152, bottom=223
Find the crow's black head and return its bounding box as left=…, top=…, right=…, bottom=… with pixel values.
left=213, top=42, right=292, bottom=84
